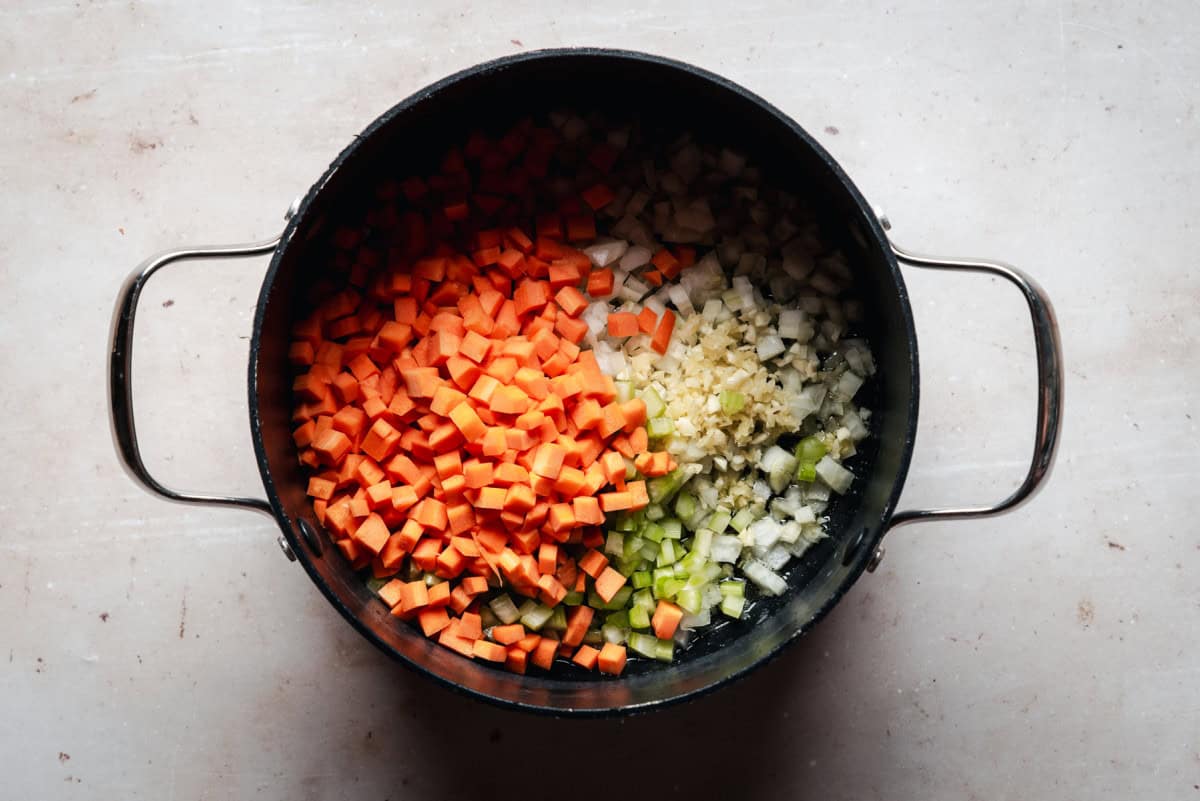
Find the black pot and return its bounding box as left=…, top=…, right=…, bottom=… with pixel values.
left=110, top=49, right=1062, bottom=715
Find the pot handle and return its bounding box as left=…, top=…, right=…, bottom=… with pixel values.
left=108, top=234, right=284, bottom=517
left=885, top=238, right=1064, bottom=532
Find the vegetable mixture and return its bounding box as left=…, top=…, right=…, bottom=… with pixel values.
left=289, top=114, right=873, bottom=676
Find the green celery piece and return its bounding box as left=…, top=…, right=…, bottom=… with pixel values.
left=661, top=519, right=683, bottom=539
left=719, top=579, right=745, bottom=598
left=629, top=605, right=651, bottom=630
left=674, top=491, right=697, bottom=522
left=605, top=531, right=625, bottom=556
left=629, top=631, right=658, bottom=657
left=643, top=522, right=666, bottom=543
left=705, top=509, right=732, bottom=534
left=719, top=390, right=746, bottom=414
left=479, top=606, right=500, bottom=629
left=520, top=603, right=554, bottom=631
left=657, top=539, right=678, bottom=566
left=613, top=512, right=638, bottom=532
left=615, top=380, right=635, bottom=403
left=622, top=534, right=645, bottom=561
left=721, top=594, right=746, bottom=619
left=795, top=462, right=817, bottom=482
left=794, top=435, right=828, bottom=464
left=647, top=469, right=686, bottom=505
left=662, top=578, right=686, bottom=598
left=641, top=387, right=666, bottom=418
left=729, top=507, right=758, bottom=533
left=606, top=610, right=630, bottom=629
left=563, top=591, right=584, bottom=606
left=632, top=570, right=653, bottom=589
left=545, top=606, right=568, bottom=631
left=644, top=502, right=665, bottom=521
left=676, top=587, right=702, bottom=614
left=654, top=638, right=675, bottom=662
left=601, top=623, right=627, bottom=645
left=632, top=587, right=656, bottom=611
left=646, top=417, right=674, bottom=438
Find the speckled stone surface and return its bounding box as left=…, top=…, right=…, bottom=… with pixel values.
left=2, top=2, right=1197, bottom=798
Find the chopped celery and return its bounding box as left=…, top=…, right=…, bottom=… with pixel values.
left=647, top=469, right=686, bottom=504
left=662, top=578, right=686, bottom=598
left=628, top=631, right=658, bottom=657
left=520, top=603, right=554, bottom=631
left=545, top=606, right=567, bottom=631
left=646, top=417, right=674, bottom=438
left=720, top=594, right=746, bottom=619
left=677, top=587, right=702, bottom=614
left=516, top=599, right=538, bottom=618
left=605, top=610, right=630, bottom=629
left=624, top=457, right=638, bottom=480
left=563, top=591, right=585, bottom=606
left=629, top=605, right=651, bottom=630
left=605, top=531, right=625, bottom=556
left=616, top=556, right=644, bottom=577
left=653, top=638, right=675, bottom=662
left=719, top=579, right=746, bottom=598
left=644, top=502, right=665, bottom=521
left=632, top=570, right=653, bottom=589
left=730, top=507, right=758, bottom=533
left=794, top=435, right=828, bottom=464
left=613, top=512, right=638, bottom=532
left=692, top=528, right=714, bottom=559
left=680, top=548, right=706, bottom=574
left=674, top=491, right=697, bottom=522
left=657, top=539, right=679, bottom=566
left=795, top=462, right=817, bottom=482
left=583, top=628, right=604, bottom=646
left=601, top=623, right=627, bottom=644
left=615, top=380, right=635, bottom=403
left=488, top=593, right=522, bottom=624
left=479, top=606, right=500, bottom=629
left=661, top=519, right=683, bottom=539
left=642, top=522, right=666, bottom=543
left=641, top=387, right=666, bottom=418
left=639, top=540, right=660, bottom=561
left=622, top=534, right=645, bottom=561
left=632, top=588, right=657, bottom=612
left=705, top=508, right=732, bottom=534
left=719, top=390, right=746, bottom=414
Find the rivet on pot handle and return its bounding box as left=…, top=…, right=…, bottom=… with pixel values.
left=883, top=227, right=1064, bottom=538
left=109, top=227, right=288, bottom=516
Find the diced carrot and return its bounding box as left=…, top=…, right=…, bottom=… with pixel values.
left=607, top=312, right=639, bottom=337
left=636, top=306, right=658, bottom=335
left=572, top=644, right=600, bottom=670
left=578, top=549, right=609, bottom=579
left=651, top=309, right=676, bottom=355
left=312, top=429, right=352, bottom=466
left=531, top=636, right=559, bottom=670
left=492, top=623, right=526, bottom=645
left=594, top=567, right=627, bottom=603
left=447, top=401, right=487, bottom=441
left=597, top=643, right=627, bottom=676
left=398, top=580, right=430, bottom=613
left=629, top=427, right=649, bottom=455
left=586, top=268, right=614, bottom=297
left=426, top=580, right=452, bottom=608
left=652, top=600, right=684, bottom=640
left=572, top=495, right=605, bottom=525
left=538, top=542, right=558, bottom=575
left=417, top=607, right=451, bottom=636
left=599, top=490, right=633, bottom=512
left=562, top=605, right=593, bottom=647
left=473, top=639, right=507, bottom=662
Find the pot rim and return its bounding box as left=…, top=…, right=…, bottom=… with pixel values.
left=248, top=47, right=918, bottom=716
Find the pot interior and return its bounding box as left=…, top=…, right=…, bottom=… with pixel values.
left=251, top=50, right=917, bottom=713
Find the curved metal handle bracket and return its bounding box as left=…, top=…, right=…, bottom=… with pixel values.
left=109, top=234, right=284, bottom=515
left=886, top=239, right=1064, bottom=532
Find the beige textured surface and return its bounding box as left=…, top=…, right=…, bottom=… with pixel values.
left=2, top=2, right=1198, bottom=799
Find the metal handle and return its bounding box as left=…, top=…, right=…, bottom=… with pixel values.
left=886, top=240, right=1064, bottom=531
left=109, top=235, right=283, bottom=515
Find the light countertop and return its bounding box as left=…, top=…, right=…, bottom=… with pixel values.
left=3, top=2, right=1197, bottom=799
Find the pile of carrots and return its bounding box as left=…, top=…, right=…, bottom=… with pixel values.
left=287, top=120, right=691, bottom=676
